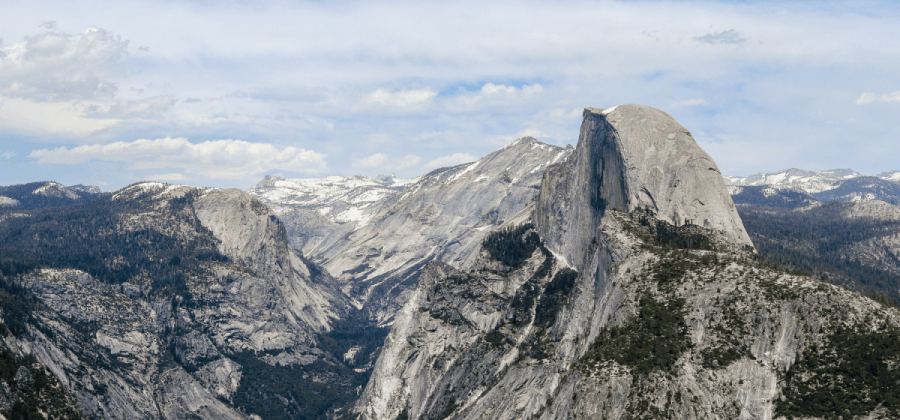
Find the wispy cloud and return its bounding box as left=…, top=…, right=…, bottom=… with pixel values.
left=413, top=131, right=442, bottom=142
left=1, top=150, right=14, bottom=159
left=672, top=98, right=708, bottom=107
left=854, top=91, right=900, bottom=104
left=480, top=83, right=543, bottom=96
left=360, top=88, right=437, bottom=108
left=29, top=137, right=328, bottom=180
left=693, top=29, right=746, bottom=45
left=353, top=153, right=421, bottom=171
left=110, top=96, right=175, bottom=117
left=549, top=108, right=582, bottom=120
left=422, top=153, right=477, bottom=173
left=453, top=83, right=544, bottom=109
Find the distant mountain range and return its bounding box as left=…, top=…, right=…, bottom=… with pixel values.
left=724, top=168, right=900, bottom=208
left=0, top=181, right=105, bottom=209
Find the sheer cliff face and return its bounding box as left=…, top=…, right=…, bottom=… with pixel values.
left=354, top=106, right=900, bottom=420
left=194, top=188, right=345, bottom=331
left=536, top=105, right=751, bottom=268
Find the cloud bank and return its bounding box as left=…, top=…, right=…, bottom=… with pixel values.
left=0, top=27, right=127, bottom=101
left=29, top=137, right=328, bottom=180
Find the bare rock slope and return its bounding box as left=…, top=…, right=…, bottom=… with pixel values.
left=353, top=105, right=900, bottom=420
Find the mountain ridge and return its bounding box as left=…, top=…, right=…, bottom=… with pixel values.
left=352, top=105, right=900, bottom=420
left=249, top=136, right=573, bottom=323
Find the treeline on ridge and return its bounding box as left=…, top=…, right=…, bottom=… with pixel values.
left=0, top=189, right=228, bottom=299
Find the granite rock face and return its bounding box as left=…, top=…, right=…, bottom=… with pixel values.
left=194, top=188, right=346, bottom=332
left=353, top=106, right=900, bottom=420
left=535, top=105, right=751, bottom=270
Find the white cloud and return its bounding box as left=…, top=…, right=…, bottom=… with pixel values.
left=29, top=137, right=327, bottom=180
left=854, top=92, right=900, bottom=105
left=353, top=153, right=421, bottom=170
left=0, top=27, right=128, bottom=101
left=481, top=83, right=543, bottom=96
left=456, top=83, right=544, bottom=106
left=421, top=153, right=477, bottom=173
left=1, top=151, right=14, bottom=159
left=481, top=83, right=518, bottom=95
left=360, top=87, right=437, bottom=108
left=672, top=98, right=708, bottom=107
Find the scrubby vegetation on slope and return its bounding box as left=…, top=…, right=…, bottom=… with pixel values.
left=778, top=323, right=900, bottom=418
left=0, top=349, right=83, bottom=419
left=582, top=293, right=690, bottom=376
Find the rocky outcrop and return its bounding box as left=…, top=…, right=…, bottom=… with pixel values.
left=353, top=105, right=900, bottom=420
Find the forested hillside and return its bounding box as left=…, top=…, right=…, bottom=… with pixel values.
left=738, top=202, right=900, bottom=302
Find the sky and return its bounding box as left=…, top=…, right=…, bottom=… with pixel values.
left=1, top=0, right=899, bottom=190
